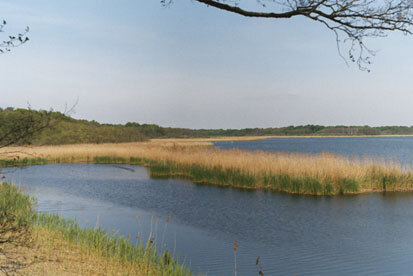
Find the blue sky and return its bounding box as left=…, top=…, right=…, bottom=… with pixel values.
left=1, top=0, right=413, bottom=128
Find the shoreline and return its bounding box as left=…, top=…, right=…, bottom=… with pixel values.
left=4, top=157, right=413, bottom=196
left=2, top=156, right=413, bottom=196
left=150, top=134, right=413, bottom=143
left=0, top=182, right=196, bottom=275
left=1, top=141, right=413, bottom=196
left=148, top=134, right=413, bottom=146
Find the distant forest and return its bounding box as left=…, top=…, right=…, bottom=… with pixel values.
left=2, top=107, right=413, bottom=145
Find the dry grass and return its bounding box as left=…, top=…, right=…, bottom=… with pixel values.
left=0, top=226, right=166, bottom=276
left=0, top=182, right=193, bottom=276
left=150, top=136, right=273, bottom=143
left=1, top=139, right=412, bottom=194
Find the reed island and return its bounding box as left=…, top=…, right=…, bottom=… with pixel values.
left=1, top=138, right=413, bottom=196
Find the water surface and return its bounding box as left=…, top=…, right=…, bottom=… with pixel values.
left=215, top=136, right=413, bottom=166
left=4, top=163, right=413, bottom=275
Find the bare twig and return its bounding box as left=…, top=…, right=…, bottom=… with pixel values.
left=187, top=0, right=413, bottom=70
left=0, top=20, right=29, bottom=54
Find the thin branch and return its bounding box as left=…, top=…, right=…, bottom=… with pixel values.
left=190, top=0, right=413, bottom=70
left=196, top=0, right=310, bottom=18
left=0, top=20, right=29, bottom=54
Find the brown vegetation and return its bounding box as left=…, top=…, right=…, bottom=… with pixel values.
left=1, top=139, right=412, bottom=194
left=0, top=182, right=194, bottom=276
left=0, top=227, right=162, bottom=276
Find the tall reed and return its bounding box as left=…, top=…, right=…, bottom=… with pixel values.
left=0, top=181, right=198, bottom=276
left=1, top=141, right=413, bottom=195
left=0, top=182, right=34, bottom=243
left=32, top=213, right=194, bottom=275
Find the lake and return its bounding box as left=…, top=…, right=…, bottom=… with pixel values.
left=215, top=136, right=413, bottom=167
left=3, top=137, right=413, bottom=275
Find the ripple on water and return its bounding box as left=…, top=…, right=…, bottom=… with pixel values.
left=4, top=163, right=413, bottom=275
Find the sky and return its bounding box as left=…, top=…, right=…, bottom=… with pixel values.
left=1, top=0, right=413, bottom=129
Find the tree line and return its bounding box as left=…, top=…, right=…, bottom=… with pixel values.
left=2, top=107, right=413, bottom=146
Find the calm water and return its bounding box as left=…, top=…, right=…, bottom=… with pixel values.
left=3, top=161, right=413, bottom=275
left=215, top=136, right=413, bottom=166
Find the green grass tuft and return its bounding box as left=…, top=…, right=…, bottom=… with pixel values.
left=0, top=182, right=198, bottom=275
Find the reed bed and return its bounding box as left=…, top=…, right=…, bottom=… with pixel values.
left=0, top=182, right=196, bottom=275
left=1, top=140, right=413, bottom=195
left=32, top=213, right=193, bottom=276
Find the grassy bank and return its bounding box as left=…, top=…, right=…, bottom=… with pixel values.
left=0, top=182, right=196, bottom=275
left=1, top=141, right=413, bottom=195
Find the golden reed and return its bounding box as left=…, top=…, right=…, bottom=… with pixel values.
left=1, top=138, right=412, bottom=194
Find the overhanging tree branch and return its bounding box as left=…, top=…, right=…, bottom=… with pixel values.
left=174, top=0, right=413, bottom=71
left=0, top=108, right=52, bottom=149
left=196, top=0, right=307, bottom=18
left=0, top=20, right=29, bottom=54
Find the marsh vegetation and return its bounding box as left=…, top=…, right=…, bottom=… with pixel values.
left=1, top=140, right=413, bottom=195
left=0, top=182, right=196, bottom=275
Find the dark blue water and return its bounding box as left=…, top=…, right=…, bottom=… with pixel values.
left=215, top=137, right=413, bottom=166
left=4, top=162, right=413, bottom=275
